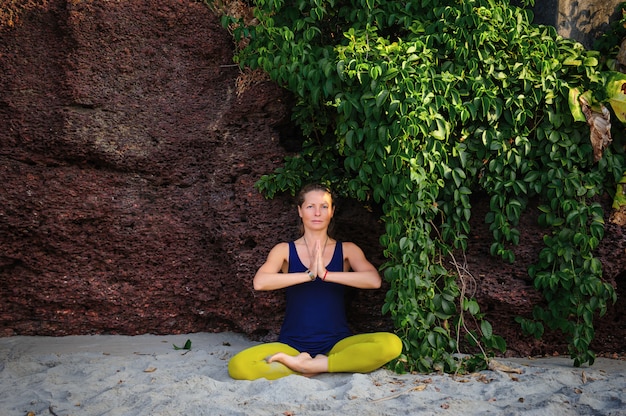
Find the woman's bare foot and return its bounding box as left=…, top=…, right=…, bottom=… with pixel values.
left=267, top=352, right=328, bottom=377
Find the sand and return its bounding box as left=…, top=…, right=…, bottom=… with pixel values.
left=1, top=332, right=625, bottom=415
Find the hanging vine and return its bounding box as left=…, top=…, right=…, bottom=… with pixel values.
left=207, top=0, right=623, bottom=371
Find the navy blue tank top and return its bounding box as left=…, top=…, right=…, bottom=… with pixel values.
left=277, top=240, right=352, bottom=355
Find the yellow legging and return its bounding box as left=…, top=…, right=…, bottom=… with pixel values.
left=228, top=332, right=402, bottom=380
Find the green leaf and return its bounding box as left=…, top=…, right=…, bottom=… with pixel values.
left=582, top=56, right=599, bottom=67
left=606, top=71, right=626, bottom=123
left=567, top=87, right=587, bottom=122
left=463, top=298, right=480, bottom=315
left=173, top=339, right=192, bottom=350
left=480, top=320, right=493, bottom=339
left=376, top=89, right=390, bottom=107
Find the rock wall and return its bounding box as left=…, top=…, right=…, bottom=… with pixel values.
left=0, top=0, right=391, bottom=340
left=1, top=0, right=624, bottom=357
left=557, top=0, right=623, bottom=49
left=511, top=0, right=622, bottom=50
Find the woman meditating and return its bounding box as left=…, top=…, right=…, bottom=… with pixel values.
left=228, top=183, right=402, bottom=380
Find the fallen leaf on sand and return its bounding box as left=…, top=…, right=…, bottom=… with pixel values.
left=488, top=360, right=523, bottom=374
left=475, top=374, right=493, bottom=384
left=369, top=385, right=427, bottom=403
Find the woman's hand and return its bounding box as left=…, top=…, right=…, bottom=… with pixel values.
left=307, top=239, right=326, bottom=279
left=314, top=239, right=327, bottom=279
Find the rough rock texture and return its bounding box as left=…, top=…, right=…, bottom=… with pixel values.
left=0, top=0, right=624, bottom=358
left=0, top=0, right=390, bottom=341
left=557, top=0, right=623, bottom=50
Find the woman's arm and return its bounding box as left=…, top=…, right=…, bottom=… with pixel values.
left=253, top=243, right=312, bottom=291
left=318, top=241, right=382, bottom=289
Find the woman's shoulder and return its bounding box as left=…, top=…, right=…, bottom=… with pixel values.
left=339, top=241, right=364, bottom=254
left=339, top=240, right=358, bottom=248
left=270, top=241, right=292, bottom=252
left=265, top=241, right=291, bottom=263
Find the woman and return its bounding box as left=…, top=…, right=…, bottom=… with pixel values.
left=228, top=183, right=402, bottom=380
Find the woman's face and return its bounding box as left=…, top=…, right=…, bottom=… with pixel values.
left=298, top=190, right=334, bottom=231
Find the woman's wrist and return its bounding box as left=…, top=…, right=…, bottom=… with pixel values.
left=306, top=270, right=316, bottom=281
left=322, top=269, right=328, bottom=281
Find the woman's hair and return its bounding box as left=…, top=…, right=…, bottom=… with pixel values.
left=296, top=183, right=335, bottom=236
left=296, top=183, right=333, bottom=206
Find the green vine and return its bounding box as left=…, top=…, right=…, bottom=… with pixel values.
left=208, top=0, right=623, bottom=371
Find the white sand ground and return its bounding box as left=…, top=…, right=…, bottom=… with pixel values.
left=1, top=332, right=625, bottom=415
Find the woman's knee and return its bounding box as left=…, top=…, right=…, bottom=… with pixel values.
left=227, top=342, right=301, bottom=380
left=227, top=352, right=250, bottom=380
left=378, top=332, right=403, bottom=361
left=227, top=357, right=244, bottom=380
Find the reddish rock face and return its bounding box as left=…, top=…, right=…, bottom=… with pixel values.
left=1, top=0, right=624, bottom=357
left=0, top=0, right=391, bottom=341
